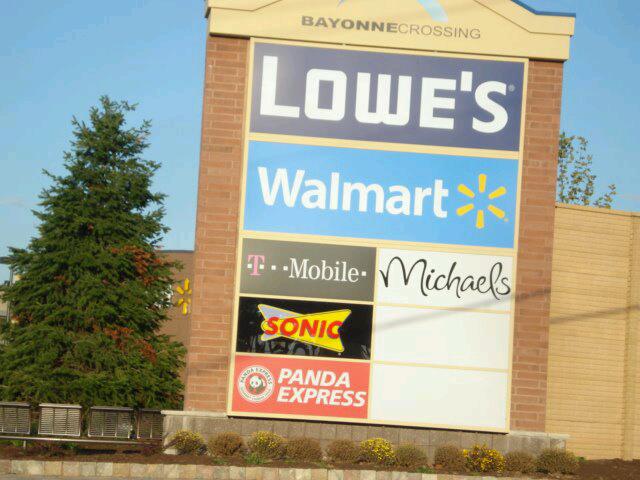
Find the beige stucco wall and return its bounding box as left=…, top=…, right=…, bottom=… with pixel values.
left=547, top=204, right=640, bottom=459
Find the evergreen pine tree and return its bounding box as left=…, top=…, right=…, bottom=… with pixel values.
left=0, top=97, right=185, bottom=408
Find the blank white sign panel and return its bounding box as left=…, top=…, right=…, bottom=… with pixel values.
left=373, top=306, right=510, bottom=370
left=369, top=363, right=509, bottom=430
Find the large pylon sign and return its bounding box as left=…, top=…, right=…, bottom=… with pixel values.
left=193, top=0, right=574, bottom=433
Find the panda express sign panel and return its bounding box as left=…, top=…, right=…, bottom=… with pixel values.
left=229, top=39, right=526, bottom=432
left=232, top=354, right=370, bottom=420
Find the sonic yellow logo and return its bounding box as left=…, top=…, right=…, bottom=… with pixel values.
left=175, top=279, right=192, bottom=315
left=456, top=174, right=508, bottom=229
left=258, top=304, right=351, bottom=353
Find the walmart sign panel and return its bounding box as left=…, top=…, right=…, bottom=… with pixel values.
left=231, top=41, right=525, bottom=432
left=244, top=141, right=519, bottom=248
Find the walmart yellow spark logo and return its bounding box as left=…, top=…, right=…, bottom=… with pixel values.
left=456, top=174, right=507, bottom=229
left=175, top=278, right=192, bottom=315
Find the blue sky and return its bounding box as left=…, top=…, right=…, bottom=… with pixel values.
left=1, top=0, right=639, bottom=283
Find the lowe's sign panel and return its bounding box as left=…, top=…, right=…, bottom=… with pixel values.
left=243, top=141, right=518, bottom=249
left=251, top=43, right=525, bottom=152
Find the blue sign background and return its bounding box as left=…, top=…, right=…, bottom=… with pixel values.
left=244, top=141, right=519, bottom=249
left=251, top=43, right=524, bottom=152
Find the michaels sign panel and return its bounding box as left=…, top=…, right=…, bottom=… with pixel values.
left=230, top=40, right=526, bottom=432
left=251, top=42, right=524, bottom=151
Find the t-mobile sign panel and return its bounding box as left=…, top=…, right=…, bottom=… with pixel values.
left=240, top=238, right=376, bottom=301
left=251, top=42, right=525, bottom=152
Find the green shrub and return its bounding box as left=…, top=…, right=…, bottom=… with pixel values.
left=326, top=439, right=361, bottom=464
left=360, top=438, right=396, bottom=466
left=245, top=451, right=265, bottom=465
left=208, top=432, right=245, bottom=458
left=247, top=431, right=286, bottom=460
left=434, top=445, right=465, bottom=471
left=463, top=444, right=505, bottom=473
left=416, top=466, right=436, bottom=474
left=286, top=437, right=323, bottom=462
left=168, top=430, right=206, bottom=455
left=395, top=444, right=428, bottom=469
left=536, top=448, right=579, bottom=474
left=504, top=451, right=536, bottom=474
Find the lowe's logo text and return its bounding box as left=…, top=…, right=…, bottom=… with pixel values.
left=261, top=56, right=508, bottom=134
left=244, top=142, right=520, bottom=249
left=251, top=43, right=524, bottom=152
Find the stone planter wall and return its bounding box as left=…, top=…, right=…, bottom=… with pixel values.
left=162, top=412, right=569, bottom=460
left=0, top=459, right=537, bottom=479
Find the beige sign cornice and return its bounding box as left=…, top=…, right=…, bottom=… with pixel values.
left=205, top=0, right=574, bottom=60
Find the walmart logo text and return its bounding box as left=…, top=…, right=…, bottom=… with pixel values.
left=258, top=167, right=507, bottom=230
left=259, top=167, right=450, bottom=219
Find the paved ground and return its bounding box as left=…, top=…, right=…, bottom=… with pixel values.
left=1, top=477, right=126, bottom=480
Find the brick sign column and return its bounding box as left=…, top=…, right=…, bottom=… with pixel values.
left=512, top=61, right=564, bottom=431
left=185, top=36, right=249, bottom=412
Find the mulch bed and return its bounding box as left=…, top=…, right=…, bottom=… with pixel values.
left=576, top=459, right=640, bottom=480
left=1, top=445, right=639, bottom=479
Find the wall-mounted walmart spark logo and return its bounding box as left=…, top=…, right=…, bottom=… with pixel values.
left=338, top=0, right=448, bottom=22
left=175, top=278, right=192, bottom=315
left=456, top=174, right=508, bottom=230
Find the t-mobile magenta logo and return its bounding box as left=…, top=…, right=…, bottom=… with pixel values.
left=247, top=254, right=266, bottom=276
left=338, top=0, right=448, bottom=22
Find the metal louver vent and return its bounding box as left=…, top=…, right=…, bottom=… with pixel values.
left=0, top=402, right=31, bottom=435
left=88, top=407, right=133, bottom=439
left=137, top=409, right=163, bottom=440
left=38, top=404, right=82, bottom=437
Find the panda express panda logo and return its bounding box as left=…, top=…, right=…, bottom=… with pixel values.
left=237, top=365, right=275, bottom=403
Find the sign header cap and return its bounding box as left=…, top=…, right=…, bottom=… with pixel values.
left=206, top=0, right=574, bottom=60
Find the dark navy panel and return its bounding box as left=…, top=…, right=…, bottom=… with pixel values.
left=251, top=42, right=524, bottom=152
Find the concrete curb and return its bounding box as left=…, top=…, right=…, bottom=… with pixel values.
left=0, top=459, right=536, bottom=479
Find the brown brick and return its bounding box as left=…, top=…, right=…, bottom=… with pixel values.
left=511, top=60, right=564, bottom=431
left=184, top=35, right=249, bottom=412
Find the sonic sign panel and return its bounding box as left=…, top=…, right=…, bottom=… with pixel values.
left=229, top=39, right=526, bottom=432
